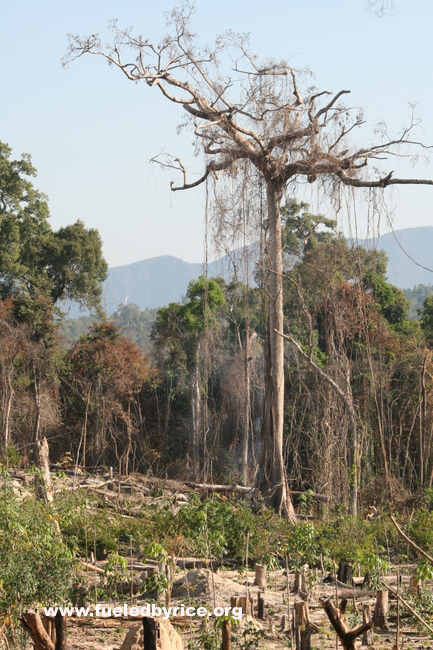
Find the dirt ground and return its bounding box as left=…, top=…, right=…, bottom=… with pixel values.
left=63, top=565, right=433, bottom=650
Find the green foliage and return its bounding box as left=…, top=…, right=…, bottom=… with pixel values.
left=0, top=484, right=75, bottom=628
left=286, top=522, right=321, bottom=569
left=141, top=571, right=169, bottom=601
left=233, top=623, right=266, bottom=650
left=281, top=199, right=338, bottom=259
left=5, top=445, right=21, bottom=468
left=101, top=553, right=128, bottom=595
left=416, top=559, right=433, bottom=582
left=363, top=271, right=410, bottom=327
left=420, top=294, right=433, bottom=346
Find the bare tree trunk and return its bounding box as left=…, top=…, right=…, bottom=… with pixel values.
left=191, top=341, right=201, bottom=480
left=36, top=436, right=53, bottom=503
left=259, top=181, right=296, bottom=522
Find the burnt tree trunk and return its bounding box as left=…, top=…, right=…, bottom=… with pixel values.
left=337, top=562, right=354, bottom=586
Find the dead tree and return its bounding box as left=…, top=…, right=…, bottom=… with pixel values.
left=20, top=611, right=55, bottom=650
left=64, top=4, right=433, bottom=519
left=321, top=597, right=373, bottom=650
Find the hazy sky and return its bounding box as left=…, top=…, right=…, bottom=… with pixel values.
left=1, top=0, right=433, bottom=268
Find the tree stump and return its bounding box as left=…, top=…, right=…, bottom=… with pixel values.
left=230, top=596, right=253, bottom=617
left=362, top=604, right=373, bottom=646
left=293, top=569, right=307, bottom=593
left=222, top=619, right=231, bottom=650
left=142, top=617, right=158, bottom=650
left=373, top=590, right=389, bottom=630
left=294, top=602, right=319, bottom=633
left=257, top=593, right=265, bottom=620
left=254, top=563, right=267, bottom=588
left=409, top=576, right=422, bottom=594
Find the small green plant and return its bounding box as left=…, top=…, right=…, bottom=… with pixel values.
left=101, top=553, right=128, bottom=600
left=141, top=572, right=169, bottom=602
left=416, top=559, right=433, bottom=581
left=297, top=489, right=314, bottom=515
left=5, top=445, right=21, bottom=468
left=362, top=554, right=389, bottom=590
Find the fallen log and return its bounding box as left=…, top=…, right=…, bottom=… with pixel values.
left=79, top=560, right=105, bottom=574
left=186, top=482, right=255, bottom=494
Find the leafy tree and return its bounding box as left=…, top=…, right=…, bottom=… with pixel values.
left=0, top=479, right=75, bottom=638
left=152, top=276, right=225, bottom=478
left=281, top=199, right=337, bottom=260
left=0, top=141, right=107, bottom=327
left=420, top=295, right=433, bottom=346
left=363, top=271, right=410, bottom=328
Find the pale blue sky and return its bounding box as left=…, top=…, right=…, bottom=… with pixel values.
left=1, top=0, right=433, bottom=267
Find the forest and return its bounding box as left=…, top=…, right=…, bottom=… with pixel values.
left=2, top=135, right=433, bottom=650
left=2, top=2, right=433, bottom=649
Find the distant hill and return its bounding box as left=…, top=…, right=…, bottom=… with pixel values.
left=357, top=226, right=433, bottom=289
left=67, top=252, right=248, bottom=317
left=66, top=226, right=433, bottom=317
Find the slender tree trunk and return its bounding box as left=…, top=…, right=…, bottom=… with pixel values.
left=241, top=324, right=250, bottom=484
left=191, top=341, right=201, bottom=480
left=33, top=364, right=41, bottom=444
left=82, top=388, right=90, bottom=468
left=260, top=179, right=296, bottom=522
left=3, top=375, right=13, bottom=454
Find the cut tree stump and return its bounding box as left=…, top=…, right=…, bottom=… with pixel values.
left=294, top=602, right=319, bottom=633
left=295, top=626, right=311, bottom=650
left=257, top=593, right=265, bottom=619
left=222, top=619, right=231, bottom=650
left=321, top=597, right=373, bottom=650
left=293, top=569, right=307, bottom=593
left=362, top=604, right=373, bottom=646
left=408, top=576, right=422, bottom=594
left=142, top=617, right=158, bottom=650
left=254, top=563, right=267, bottom=588
left=373, top=589, right=389, bottom=630
left=230, top=596, right=253, bottom=617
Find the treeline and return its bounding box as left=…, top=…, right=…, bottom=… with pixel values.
left=2, top=140, right=433, bottom=511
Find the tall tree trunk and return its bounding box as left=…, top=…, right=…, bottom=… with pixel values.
left=260, top=180, right=296, bottom=522
left=191, top=341, right=201, bottom=480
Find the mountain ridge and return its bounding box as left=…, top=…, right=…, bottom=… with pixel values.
left=67, top=226, right=433, bottom=317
